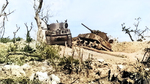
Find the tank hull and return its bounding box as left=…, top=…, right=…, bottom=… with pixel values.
left=45, top=24, right=72, bottom=47
left=77, top=33, right=112, bottom=51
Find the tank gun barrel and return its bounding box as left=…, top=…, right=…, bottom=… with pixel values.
left=81, top=23, right=93, bottom=33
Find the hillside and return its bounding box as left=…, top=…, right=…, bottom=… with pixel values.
left=0, top=40, right=150, bottom=84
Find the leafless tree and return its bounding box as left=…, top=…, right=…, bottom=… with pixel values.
left=0, top=0, right=14, bottom=38
left=33, top=0, right=51, bottom=42
left=122, top=17, right=150, bottom=41
left=13, top=24, right=20, bottom=43
left=121, top=23, right=134, bottom=41
left=24, top=22, right=33, bottom=43
left=33, top=0, right=51, bottom=26
left=33, top=0, right=43, bottom=29
left=40, top=7, right=52, bottom=24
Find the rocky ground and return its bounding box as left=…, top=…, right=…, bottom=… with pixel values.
left=0, top=41, right=150, bottom=84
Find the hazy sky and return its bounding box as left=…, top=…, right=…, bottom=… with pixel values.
left=0, top=0, right=150, bottom=42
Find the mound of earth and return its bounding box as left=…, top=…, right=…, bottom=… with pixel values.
left=111, top=41, right=150, bottom=53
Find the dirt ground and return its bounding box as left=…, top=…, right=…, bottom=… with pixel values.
left=60, top=41, right=150, bottom=65
left=58, top=41, right=150, bottom=83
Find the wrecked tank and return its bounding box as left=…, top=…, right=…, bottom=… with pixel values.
left=45, top=20, right=72, bottom=47
left=76, top=23, right=112, bottom=51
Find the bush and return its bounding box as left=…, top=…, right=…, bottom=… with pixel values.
left=26, top=36, right=32, bottom=43
left=23, top=45, right=34, bottom=53
left=0, top=54, right=5, bottom=64
left=6, top=56, right=27, bottom=65
left=58, top=56, right=79, bottom=74
left=36, top=43, right=60, bottom=60
left=59, top=56, right=79, bottom=66
left=15, top=37, right=22, bottom=41
left=7, top=44, right=17, bottom=52
left=12, top=37, right=22, bottom=43
left=0, top=37, right=12, bottom=43
left=0, top=37, right=22, bottom=43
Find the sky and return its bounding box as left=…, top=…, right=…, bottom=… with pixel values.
left=0, top=0, right=150, bottom=42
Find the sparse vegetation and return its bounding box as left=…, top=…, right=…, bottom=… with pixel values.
left=12, top=37, right=22, bottom=43
left=25, top=23, right=33, bottom=43
left=1, top=0, right=150, bottom=83
left=36, top=43, right=60, bottom=60
left=0, top=77, right=41, bottom=84
left=0, top=37, right=22, bottom=43
left=0, top=37, right=13, bottom=43
left=23, top=45, right=34, bottom=53
left=1, top=35, right=150, bottom=83
left=128, top=59, right=150, bottom=84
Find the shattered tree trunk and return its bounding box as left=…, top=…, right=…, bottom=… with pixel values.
left=34, top=0, right=46, bottom=43
left=35, top=12, right=47, bottom=43
left=127, top=32, right=134, bottom=41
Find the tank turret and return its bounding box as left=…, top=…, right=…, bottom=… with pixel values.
left=81, top=23, right=109, bottom=41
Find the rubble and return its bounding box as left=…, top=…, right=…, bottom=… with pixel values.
left=50, top=74, right=60, bottom=84
left=2, top=64, right=26, bottom=77
left=98, top=59, right=105, bottom=63
left=33, top=72, right=50, bottom=83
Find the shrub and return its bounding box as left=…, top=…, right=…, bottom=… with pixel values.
left=23, top=45, right=34, bottom=53
left=0, top=54, right=5, bottom=64
left=59, top=56, right=79, bottom=66
left=36, top=43, right=60, bottom=60
left=12, top=37, right=22, bottom=43
left=15, top=37, right=22, bottom=41
left=26, top=36, right=32, bottom=43
left=7, top=44, right=17, bottom=52
left=0, top=37, right=12, bottom=43
left=58, top=56, right=79, bottom=74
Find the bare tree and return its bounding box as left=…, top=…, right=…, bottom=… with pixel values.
left=33, top=0, right=50, bottom=43
left=13, top=24, right=20, bottom=43
left=0, top=0, right=14, bottom=38
left=24, top=22, right=33, bottom=43
left=40, top=7, right=52, bottom=24
left=121, top=23, right=134, bottom=41
left=122, top=17, right=150, bottom=41
left=33, top=0, right=43, bottom=29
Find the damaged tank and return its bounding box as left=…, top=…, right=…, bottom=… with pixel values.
left=76, top=23, right=112, bottom=51
left=45, top=20, right=72, bottom=47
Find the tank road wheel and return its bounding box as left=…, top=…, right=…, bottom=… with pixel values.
left=91, top=41, right=97, bottom=48
left=87, top=41, right=93, bottom=47
left=96, top=44, right=102, bottom=50
left=77, top=38, right=83, bottom=46
left=67, top=39, right=72, bottom=47
left=83, top=40, right=88, bottom=46
left=67, top=36, right=72, bottom=47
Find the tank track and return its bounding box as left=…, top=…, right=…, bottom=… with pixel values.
left=76, top=38, right=112, bottom=51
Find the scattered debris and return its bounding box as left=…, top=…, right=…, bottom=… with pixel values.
left=50, top=74, right=60, bottom=84
left=2, top=64, right=26, bottom=77
left=33, top=72, right=50, bottom=83
left=98, top=59, right=104, bottom=63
